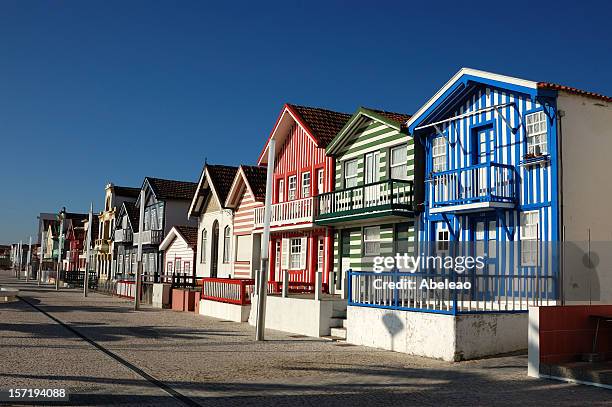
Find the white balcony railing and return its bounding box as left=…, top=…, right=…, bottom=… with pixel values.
left=133, top=229, right=163, bottom=246
left=253, top=197, right=314, bottom=228
left=114, top=229, right=133, bottom=243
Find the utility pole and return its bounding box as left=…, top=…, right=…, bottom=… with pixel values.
left=84, top=203, right=93, bottom=297
left=255, top=139, right=275, bottom=341
left=17, top=240, right=23, bottom=280
left=135, top=189, right=145, bottom=310
left=56, top=208, right=66, bottom=291
left=38, top=230, right=45, bottom=286
left=26, top=236, right=32, bottom=282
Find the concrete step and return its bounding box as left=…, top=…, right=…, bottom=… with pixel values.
left=329, top=317, right=345, bottom=328
left=330, top=327, right=347, bottom=340
left=342, top=318, right=348, bottom=328
left=320, top=335, right=346, bottom=342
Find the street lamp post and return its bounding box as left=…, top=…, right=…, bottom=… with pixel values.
left=26, top=236, right=32, bottom=282
left=84, top=203, right=93, bottom=297
left=135, top=190, right=144, bottom=310
left=38, top=230, right=45, bottom=286
left=18, top=240, right=23, bottom=280
left=56, top=208, right=66, bottom=291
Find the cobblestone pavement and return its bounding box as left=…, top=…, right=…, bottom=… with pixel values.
left=0, top=270, right=610, bottom=406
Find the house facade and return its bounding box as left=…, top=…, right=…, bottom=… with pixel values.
left=188, top=164, right=239, bottom=279
left=95, top=184, right=140, bottom=281
left=315, top=107, right=423, bottom=291
left=224, top=165, right=267, bottom=279
left=256, top=104, right=350, bottom=289
left=132, top=177, right=198, bottom=279
left=113, top=201, right=137, bottom=279
left=159, top=226, right=198, bottom=280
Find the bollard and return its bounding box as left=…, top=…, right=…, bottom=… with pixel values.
left=282, top=270, right=289, bottom=298
left=341, top=270, right=349, bottom=300
left=315, top=271, right=323, bottom=301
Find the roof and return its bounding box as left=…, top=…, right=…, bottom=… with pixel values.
left=537, top=82, right=612, bottom=103
left=287, top=104, right=352, bottom=147
left=145, top=177, right=198, bottom=200
left=112, top=185, right=141, bottom=198
left=258, top=104, right=351, bottom=165
left=207, top=165, right=239, bottom=205
left=175, top=226, right=198, bottom=248
left=362, top=108, right=412, bottom=126
left=123, top=201, right=140, bottom=232
left=241, top=165, right=267, bottom=201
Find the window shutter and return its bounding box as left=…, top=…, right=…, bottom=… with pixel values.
left=300, top=237, right=308, bottom=269
left=281, top=238, right=289, bottom=269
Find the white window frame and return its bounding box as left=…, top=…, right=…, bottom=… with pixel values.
left=344, top=159, right=359, bottom=188
left=520, top=210, right=540, bottom=266
left=290, top=238, right=302, bottom=270
left=223, top=226, right=231, bottom=263
left=363, top=226, right=381, bottom=257
left=288, top=175, right=297, bottom=201
left=200, top=229, right=207, bottom=263
left=317, top=169, right=324, bottom=195
left=390, top=144, right=408, bottom=180
left=437, top=229, right=450, bottom=253
left=525, top=111, right=548, bottom=155
left=432, top=137, right=447, bottom=173
left=278, top=179, right=284, bottom=203
left=301, top=172, right=311, bottom=198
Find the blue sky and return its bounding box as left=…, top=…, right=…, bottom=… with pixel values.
left=1, top=0, right=611, bottom=244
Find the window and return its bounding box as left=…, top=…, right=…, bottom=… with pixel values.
left=301, top=172, right=311, bottom=198
left=184, top=262, right=191, bottom=275
left=167, top=261, right=173, bottom=274
left=363, top=226, right=380, bottom=256
left=175, top=258, right=182, bottom=274
left=290, top=238, right=302, bottom=269
left=437, top=228, right=449, bottom=253
left=223, top=226, right=231, bottom=263
left=317, top=236, right=324, bottom=273
left=200, top=229, right=207, bottom=263
left=365, top=152, right=379, bottom=184
left=317, top=169, right=324, bottom=195
left=288, top=175, right=297, bottom=200
left=344, top=159, right=359, bottom=188
left=278, top=179, right=284, bottom=203
left=235, top=235, right=251, bottom=262
left=521, top=211, right=540, bottom=266
left=432, top=137, right=447, bottom=172
left=390, top=145, right=408, bottom=180
left=525, top=111, right=547, bottom=155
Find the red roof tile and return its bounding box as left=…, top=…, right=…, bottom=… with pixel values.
left=207, top=165, right=239, bottom=204
left=287, top=104, right=351, bottom=147
left=175, top=226, right=198, bottom=249
left=363, top=108, right=412, bottom=126
left=146, top=177, right=198, bottom=200
left=537, top=82, right=612, bottom=103
left=241, top=165, right=268, bottom=202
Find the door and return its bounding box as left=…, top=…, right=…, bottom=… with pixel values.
left=472, top=126, right=494, bottom=198
left=364, top=151, right=380, bottom=207
left=472, top=217, right=498, bottom=301
left=210, top=221, right=219, bottom=278
left=274, top=240, right=281, bottom=281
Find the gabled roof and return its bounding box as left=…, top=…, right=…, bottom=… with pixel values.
left=159, top=225, right=198, bottom=251
left=112, top=185, right=141, bottom=198
left=144, top=177, right=198, bottom=200
left=225, top=165, right=268, bottom=208
left=327, top=107, right=412, bottom=155
left=406, top=67, right=612, bottom=134
left=121, top=201, right=140, bottom=232
left=258, top=103, right=351, bottom=165
left=188, top=164, right=239, bottom=218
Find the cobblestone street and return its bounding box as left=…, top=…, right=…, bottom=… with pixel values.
left=0, top=270, right=610, bottom=406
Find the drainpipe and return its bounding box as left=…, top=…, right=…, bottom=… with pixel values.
left=557, top=109, right=565, bottom=305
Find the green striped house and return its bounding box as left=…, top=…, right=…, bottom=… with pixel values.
left=314, top=107, right=424, bottom=281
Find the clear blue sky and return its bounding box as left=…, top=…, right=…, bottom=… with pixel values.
left=1, top=0, right=611, bottom=244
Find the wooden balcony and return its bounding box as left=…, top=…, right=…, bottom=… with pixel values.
left=315, top=179, right=415, bottom=225
left=114, top=229, right=133, bottom=243
left=133, top=229, right=163, bottom=246
left=429, top=162, right=517, bottom=214
left=253, top=197, right=315, bottom=229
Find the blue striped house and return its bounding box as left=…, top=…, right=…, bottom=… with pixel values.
left=406, top=68, right=559, bottom=308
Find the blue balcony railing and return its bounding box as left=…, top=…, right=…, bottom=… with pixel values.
left=429, top=162, right=516, bottom=208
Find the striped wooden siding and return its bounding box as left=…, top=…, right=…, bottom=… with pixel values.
left=275, top=123, right=334, bottom=194
left=334, top=119, right=415, bottom=188
left=163, top=237, right=195, bottom=274
left=233, top=186, right=262, bottom=278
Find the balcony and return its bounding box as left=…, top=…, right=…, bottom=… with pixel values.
left=253, top=197, right=314, bottom=230
left=429, top=162, right=516, bottom=214
left=114, top=229, right=133, bottom=243
left=315, top=179, right=414, bottom=225
left=133, top=229, right=164, bottom=246
left=95, top=239, right=110, bottom=253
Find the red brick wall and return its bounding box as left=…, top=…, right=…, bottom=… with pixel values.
left=539, top=305, right=612, bottom=364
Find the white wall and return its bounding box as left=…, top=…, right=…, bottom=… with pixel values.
left=163, top=235, right=195, bottom=275
left=199, top=299, right=250, bottom=322
left=558, top=93, right=612, bottom=303
left=195, top=199, right=234, bottom=278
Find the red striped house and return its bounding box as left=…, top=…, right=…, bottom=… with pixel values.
left=256, top=104, right=350, bottom=288
left=224, top=165, right=267, bottom=279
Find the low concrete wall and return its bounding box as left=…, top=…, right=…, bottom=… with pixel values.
left=152, top=283, right=171, bottom=309
left=347, top=305, right=527, bottom=361
left=249, top=295, right=344, bottom=337
left=199, top=299, right=250, bottom=322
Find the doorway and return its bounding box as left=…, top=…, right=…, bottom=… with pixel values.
left=210, top=220, right=219, bottom=278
